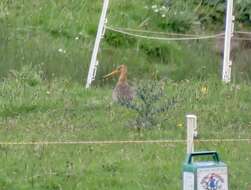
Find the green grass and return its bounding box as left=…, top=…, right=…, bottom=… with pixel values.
left=1, top=0, right=251, bottom=83
left=1, top=143, right=250, bottom=190
left=0, top=67, right=251, bottom=189
left=0, top=0, right=251, bottom=189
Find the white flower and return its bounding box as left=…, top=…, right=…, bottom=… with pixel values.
left=58, top=48, right=66, bottom=54
left=154, top=9, right=159, bottom=13
left=160, top=6, right=167, bottom=11
left=151, top=5, right=157, bottom=9
left=75, top=36, right=79, bottom=40
left=162, top=14, right=166, bottom=18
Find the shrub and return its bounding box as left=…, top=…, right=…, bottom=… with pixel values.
left=118, top=80, right=177, bottom=130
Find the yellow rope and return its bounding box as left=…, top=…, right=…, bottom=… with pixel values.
left=0, top=139, right=250, bottom=145
left=105, top=26, right=225, bottom=41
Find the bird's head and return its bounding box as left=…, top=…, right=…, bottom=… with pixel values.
left=103, top=64, right=127, bottom=79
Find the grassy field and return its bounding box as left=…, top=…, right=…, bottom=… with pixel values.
left=0, top=67, right=250, bottom=189
left=1, top=0, right=251, bottom=83
left=0, top=0, right=251, bottom=189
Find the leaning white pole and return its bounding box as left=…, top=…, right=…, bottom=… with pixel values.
left=86, top=0, right=110, bottom=88
left=222, top=0, right=234, bottom=83
left=186, top=115, right=197, bottom=154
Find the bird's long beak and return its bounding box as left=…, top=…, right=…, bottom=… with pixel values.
left=103, top=69, right=119, bottom=79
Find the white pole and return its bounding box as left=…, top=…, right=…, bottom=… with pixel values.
left=222, top=0, right=234, bottom=83
left=186, top=115, right=197, bottom=154
left=86, top=0, right=110, bottom=88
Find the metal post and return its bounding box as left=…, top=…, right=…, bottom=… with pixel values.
left=186, top=115, right=197, bottom=154
left=222, top=0, right=234, bottom=83
left=86, top=0, right=110, bottom=88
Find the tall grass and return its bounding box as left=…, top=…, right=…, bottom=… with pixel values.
left=1, top=0, right=250, bottom=84
left=0, top=67, right=250, bottom=189
left=0, top=66, right=251, bottom=141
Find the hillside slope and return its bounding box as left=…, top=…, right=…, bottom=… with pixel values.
left=0, top=0, right=251, bottom=83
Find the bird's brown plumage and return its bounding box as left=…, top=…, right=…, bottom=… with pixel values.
left=104, top=65, right=135, bottom=102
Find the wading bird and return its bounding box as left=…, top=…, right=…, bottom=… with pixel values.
left=103, top=65, right=135, bottom=102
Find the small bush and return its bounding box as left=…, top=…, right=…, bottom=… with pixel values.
left=118, top=80, right=177, bottom=130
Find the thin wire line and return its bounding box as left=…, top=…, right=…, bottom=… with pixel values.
left=215, top=35, right=251, bottom=41
left=4, top=25, right=251, bottom=36
left=105, top=26, right=225, bottom=41
left=0, top=139, right=250, bottom=145
left=107, top=25, right=204, bottom=37
left=232, top=37, right=251, bottom=41
left=195, top=139, right=251, bottom=143
left=235, top=31, right=251, bottom=35
left=5, top=26, right=251, bottom=41
left=0, top=140, right=186, bottom=145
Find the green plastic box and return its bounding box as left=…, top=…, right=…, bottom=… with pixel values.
left=183, top=151, right=228, bottom=190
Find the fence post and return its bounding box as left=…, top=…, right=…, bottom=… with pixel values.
left=86, top=0, right=110, bottom=88
left=186, top=115, right=197, bottom=154
left=222, top=0, right=234, bottom=83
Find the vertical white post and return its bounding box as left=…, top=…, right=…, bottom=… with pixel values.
left=86, top=0, right=110, bottom=88
left=222, top=0, right=234, bottom=83
left=186, top=115, right=197, bottom=154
